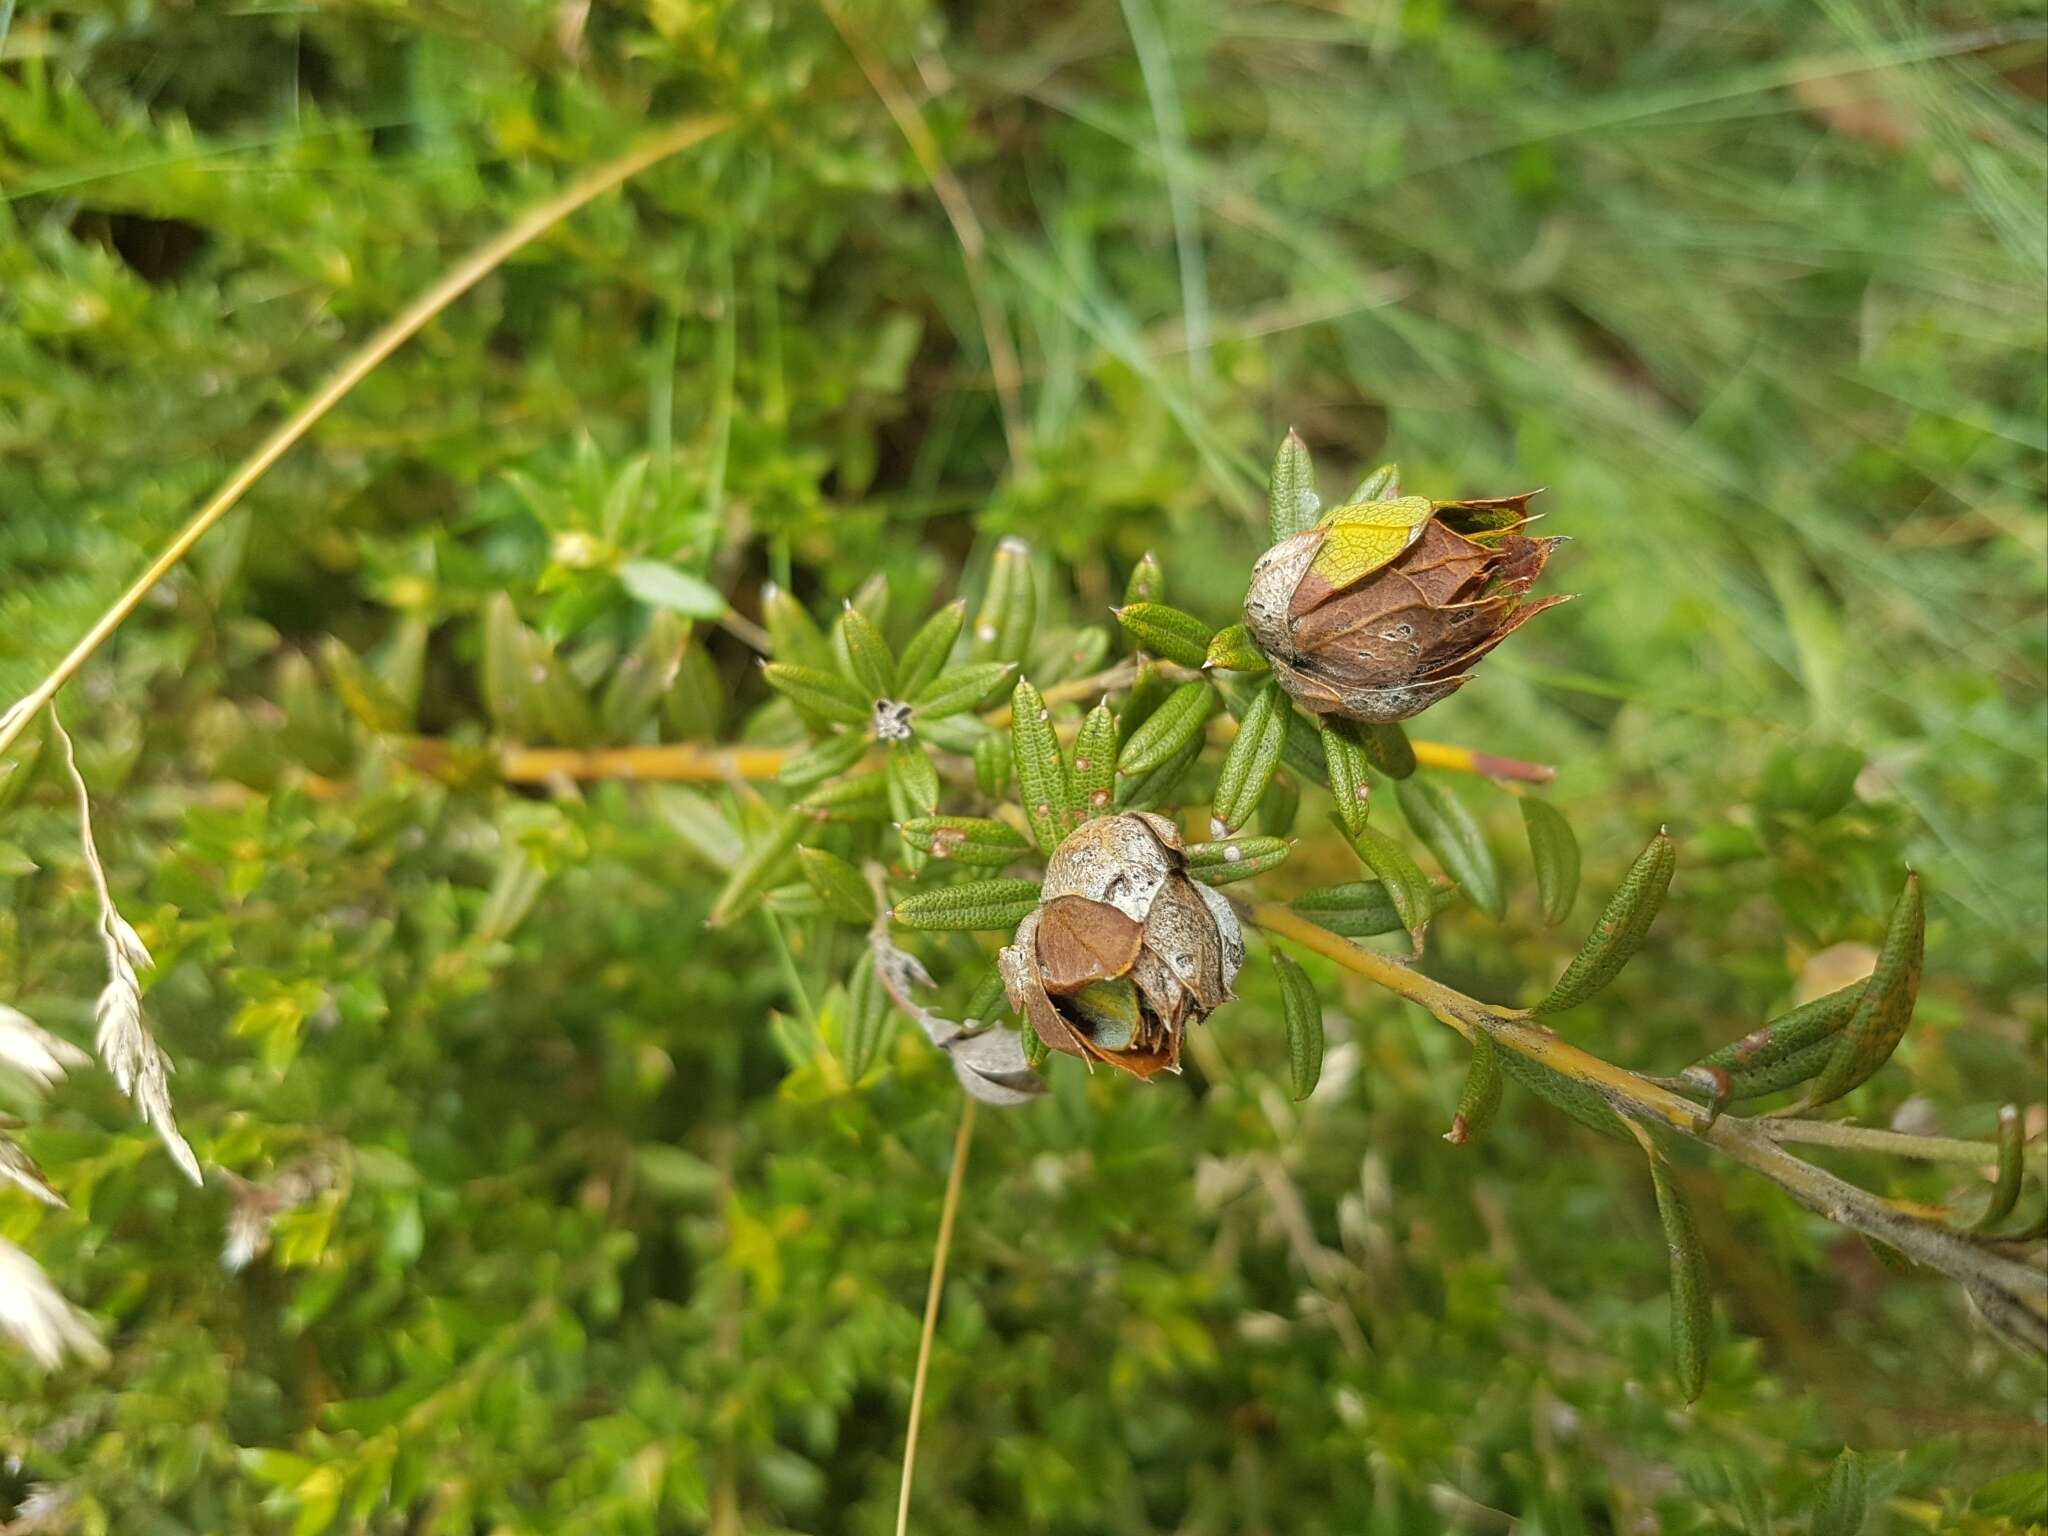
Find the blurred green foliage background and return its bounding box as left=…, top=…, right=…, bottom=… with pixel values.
left=1, top=0, right=2044, bottom=1531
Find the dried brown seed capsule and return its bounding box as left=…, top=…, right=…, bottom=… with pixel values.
left=999, top=814, right=1242, bottom=1079
left=1241, top=493, right=1569, bottom=723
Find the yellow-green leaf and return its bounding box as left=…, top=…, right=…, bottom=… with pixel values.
left=1267, top=429, right=1320, bottom=543
left=798, top=846, right=877, bottom=925
left=969, top=537, right=1035, bottom=665
left=891, top=878, right=1044, bottom=932
left=1202, top=621, right=1268, bottom=674
left=1804, top=871, right=1924, bottom=1108
left=1308, top=497, right=1434, bottom=588
left=833, top=602, right=896, bottom=699
left=899, top=815, right=1033, bottom=866
left=1520, top=798, right=1580, bottom=926
left=1213, top=678, right=1289, bottom=831
left=761, top=662, right=870, bottom=726
left=1320, top=719, right=1373, bottom=838
left=1123, top=551, right=1166, bottom=606
left=1396, top=776, right=1504, bottom=921
left=1335, top=818, right=1437, bottom=948
left=1447, top=1035, right=1502, bottom=1145
left=897, top=600, right=967, bottom=698
left=1115, top=603, right=1213, bottom=668
left=1070, top=702, right=1118, bottom=818
left=1116, top=680, right=1215, bottom=776
left=1009, top=679, right=1072, bottom=855
left=1273, top=950, right=1323, bottom=1101
left=1536, top=828, right=1676, bottom=1015
left=1184, top=836, right=1290, bottom=886
left=1645, top=1142, right=1711, bottom=1403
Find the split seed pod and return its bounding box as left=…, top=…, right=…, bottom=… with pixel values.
left=999, top=813, right=1245, bottom=1078
left=1241, top=489, right=1569, bottom=723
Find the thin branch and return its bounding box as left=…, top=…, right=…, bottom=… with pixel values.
left=897, top=1097, right=978, bottom=1536
left=1749, top=1115, right=2043, bottom=1170
left=0, top=114, right=735, bottom=762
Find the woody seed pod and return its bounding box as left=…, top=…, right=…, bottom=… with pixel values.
left=1241, top=490, right=1568, bottom=723
left=998, top=813, right=1244, bottom=1079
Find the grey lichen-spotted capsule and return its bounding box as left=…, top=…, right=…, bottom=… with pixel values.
left=1000, top=813, right=1243, bottom=1079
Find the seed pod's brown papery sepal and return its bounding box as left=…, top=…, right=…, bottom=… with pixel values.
left=1001, top=814, right=1242, bottom=1080
left=1242, top=493, right=1570, bottom=724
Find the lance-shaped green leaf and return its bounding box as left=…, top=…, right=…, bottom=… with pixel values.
left=1275, top=701, right=1331, bottom=789
left=600, top=611, right=688, bottom=740
left=1113, top=735, right=1202, bottom=812
left=765, top=882, right=829, bottom=920
left=761, top=662, right=871, bottom=727
left=1497, top=1048, right=1628, bottom=1139
left=1334, top=818, right=1438, bottom=948
left=1290, top=879, right=1459, bottom=938
left=1118, top=681, right=1216, bottom=776
left=915, top=712, right=986, bottom=756
left=1359, top=722, right=1415, bottom=780
left=1070, top=702, right=1118, bottom=818
left=1536, top=828, right=1676, bottom=1015
left=1973, top=1105, right=2025, bottom=1232
left=1679, top=982, right=1861, bottom=1110
left=885, top=740, right=939, bottom=825
left=897, top=600, right=966, bottom=699
left=1021, top=1022, right=1050, bottom=1070
left=1124, top=551, right=1166, bottom=606
left=666, top=645, right=726, bottom=741
left=850, top=570, right=891, bottom=629
left=1202, top=621, right=1268, bottom=674
left=969, top=536, right=1035, bottom=665
left=481, top=594, right=542, bottom=739
left=899, top=816, right=1033, bottom=867
left=891, top=877, right=1044, bottom=932
left=318, top=635, right=409, bottom=735
left=1445, top=1035, right=1504, bottom=1146
left=974, top=732, right=1012, bottom=800
left=1810, top=1452, right=1867, bottom=1536
left=1347, top=462, right=1400, bottom=502
left=1644, top=1142, right=1711, bottom=1403
left=833, top=602, right=896, bottom=699
left=912, top=661, right=1016, bottom=720
left=708, top=808, right=806, bottom=927
left=962, top=965, right=1010, bottom=1028
left=1213, top=679, right=1289, bottom=832
left=1272, top=950, right=1324, bottom=1101
left=1321, top=719, right=1374, bottom=838
left=1009, top=679, right=1072, bottom=856
left=778, top=729, right=871, bottom=789
left=1185, top=836, right=1290, bottom=886
left=1258, top=773, right=1300, bottom=836
left=799, top=771, right=891, bottom=823
left=1267, top=429, right=1320, bottom=543
left=621, top=559, right=726, bottom=620
left=1396, top=777, right=1505, bottom=921
left=1520, top=798, right=1580, bottom=926
left=1803, top=872, right=1924, bottom=1108
left=841, top=951, right=895, bottom=1083
left=797, top=846, right=877, bottom=925
left=1115, top=603, right=1213, bottom=668
left=761, top=582, right=834, bottom=669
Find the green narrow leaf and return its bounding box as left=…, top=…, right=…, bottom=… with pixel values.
left=969, top=536, right=1035, bottom=665
left=600, top=612, right=688, bottom=740
left=1645, top=1143, right=1711, bottom=1403
left=912, top=661, right=1017, bottom=720
left=1446, top=1035, right=1503, bottom=1146
left=797, top=846, right=877, bottom=925
left=1267, top=428, right=1320, bottom=543
left=842, top=952, right=895, bottom=1084
left=1335, top=818, right=1438, bottom=948
left=1536, top=829, right=1677, bottom=1015
left=318, top=635, right=408, bottom=735
left=1520, top=798, right=1581, bottom=926
left=1258, top=773, right=1301, bottom=836
left=798, top=771, right=892, bottom=823
left=1272, top=950, right=1324, bottom=1101
left=1359, top=722, right=1415, bottom=780
left=962, top=965, right=1010, bottom=1028
left=1804, top=872, right=1924, bottom=1107
left=1115, top=603, right=1214, bottom=668
left=1320, top=719, right=1374, bottom=838
left=833, top=603, right=897, bottom=699
left=761, top=582, right=835, bottom=669
left=1681, top=982, right=1861, bottom=1107
left=1202, top=621, right=1269, bottom=674
left=1116, top=681, right=1216, bottom=776
left=1497, top=1048, right=1628, bottom=1139
left=481, top=594, right=540, bottom=739
left=1811, top=1451, right=1868, bottom=1536
left=1184, top=836, right=1290, bottom=886
left=1009, top=679, right=1072, bottom=856
left=620, top=559, right=726, bottom=620
left=778, top=730, right=871, bottom=789
left=1289, top=879, right=1459, bottom=939
left=709, top=808, right=806, bottom=927
left=1070, top=702, right=1118, bottom=818
left=974, top=732, right=1013, bottom=800
left=885, top=740, right=940, bottom=823
left=1213, top=679, right=1289, bottom=832
left=765, top=882, right=829, bottom=920
left=1124, top=551, right=1166, bottom=606
left=897, top=600, right=967, bottom=698
left=891, top=878, right=1044, bottom=932
left=665, top=644, right=726, bottom=740
left=1112, top=734, right=1203, bottom=812
left=898, top=816, right=1033, bottom=867
left=1347, top=462, right=1400, bottom=502
left=761, top=662, right=871, bottom=727
left=1021, top=1022, right=1050, bottom=1070
left=850, top=571, right=891, bottom=629
left=1974, top=1105, right=2025, bottom=1232
left=1396, top=777, right=1504, bottom=921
